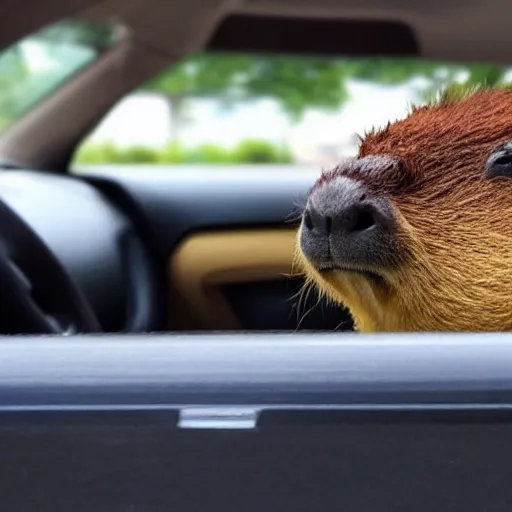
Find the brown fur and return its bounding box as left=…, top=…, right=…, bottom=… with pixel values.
left=295, top=87, right=512, bottom=332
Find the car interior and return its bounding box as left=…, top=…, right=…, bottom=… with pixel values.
left=1, top=0, right=502, bottom=336
left=2, top=0, right=512, bottom=510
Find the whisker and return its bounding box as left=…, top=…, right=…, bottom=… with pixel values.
left=295, top=286, right=322, bottom=332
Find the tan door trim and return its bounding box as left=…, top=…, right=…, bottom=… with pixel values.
left=168, top=228, right=298, bottom=330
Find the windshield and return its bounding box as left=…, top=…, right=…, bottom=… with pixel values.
left=74, top=54, right=512, bottom=169
left=0, top=18, right=118, bottom=134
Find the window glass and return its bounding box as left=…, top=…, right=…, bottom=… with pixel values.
left=0, top=18, right=119, bottom=134
left=73, top=54, right=512, bottom=168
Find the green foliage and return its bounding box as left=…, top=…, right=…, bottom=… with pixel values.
left=158, top=142, right=185, bottom=163
left=76, top=142, right=164, bottom=164
left=464, top=63, right=505, bottom=88
left=339, top=59, right=511, bottom=107
left=143, top=54, right=512, bottom=134
left=74, top=142, right=120, bottom=164
left=420, top=78, right=512, bottom=110
left=115, top=145, right=160, bottom=163
left=145, top=54, right=253, bottom=99
left=34, top=18, right=118, bottom=51
left=235, top=56, right=349, bottom=121
left=2, top=19, right=512, bottom=146
left=178, top=144, right=233, bottom=164
left=342, top=58, right=445, bottom=85
left=0, top=117, right=12, bottom=132
left=74, top=140, right=293, bottom=165
left=143, top=53, right=348, bottom=122
left=0, top=18, right=117, bottom=133
left=231, top=139, right=292, bottom=164
left=428, top=82, right=483, bottom=106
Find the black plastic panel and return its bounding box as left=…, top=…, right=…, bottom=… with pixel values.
left=80, top=166, right=319, bottom=256
left=1, top=334, right=512, bottom=511
left=223, top=278, right=353, bottom=331
left=2, top=423, right=512, bottom=511
left=208, top=14, right=419, bottom=56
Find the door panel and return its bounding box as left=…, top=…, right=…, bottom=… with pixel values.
left=223, top=279, right=351, bottom=331
left=167, top=228, right=352, bottom=331
left=169, top=229, right=296, bottom=330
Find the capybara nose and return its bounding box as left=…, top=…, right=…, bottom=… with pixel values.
left=300, top=175, right=397, bottom=271
left=303, top=196, right=379, bottom=238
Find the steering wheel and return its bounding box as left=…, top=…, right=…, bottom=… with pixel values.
left=0, top=197, right=101, bottom=334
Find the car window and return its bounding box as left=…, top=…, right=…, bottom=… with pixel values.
left=0, top=18, right=119, bottom=135
left=73, top=53, right=512, bottom=169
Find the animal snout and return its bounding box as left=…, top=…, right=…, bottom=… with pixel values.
left=300, top=176, right=398, bottom=272
left=303, top=199, right=380, bottom=238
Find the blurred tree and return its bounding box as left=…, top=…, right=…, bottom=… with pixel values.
left=144, top=54, right=510, bottom=143
left=464, top=63, right=505, bottom=87
left=1, top=17, right=509, bottom=141
left=0, top=18, right=116, bottom=131
left=345, top=59, right=508, bottom=101
left=144, top=54, right=254, bottom=141
left=0, top=45, right=28, bottom=121
left=237, top=56, right=350, bottom=121
left=143, top=53, right=349, bottom=141
left=344, top=58, right=443, bottom=84
left=31, top=18, right=117, bottom=51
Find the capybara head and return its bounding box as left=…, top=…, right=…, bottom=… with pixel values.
left=296, top=85, right=512, bottom=332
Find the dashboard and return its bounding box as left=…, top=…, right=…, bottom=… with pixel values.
left=0, top=166, right=325, bottom=334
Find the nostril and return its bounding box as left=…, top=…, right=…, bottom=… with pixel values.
left=303, top=209, right=334, bottom=233
left=351, top=205, right=377, bottom=232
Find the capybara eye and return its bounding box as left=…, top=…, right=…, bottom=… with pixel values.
left=485, top=142, right=512, bottom=179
